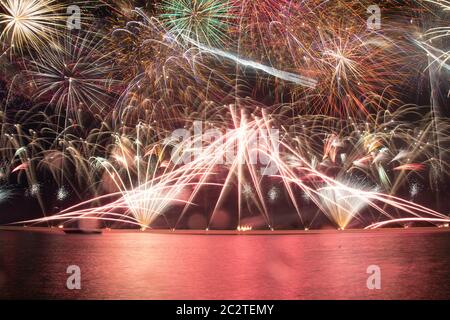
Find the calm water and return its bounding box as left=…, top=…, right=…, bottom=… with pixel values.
left=0, top=229, right=449, bottom=299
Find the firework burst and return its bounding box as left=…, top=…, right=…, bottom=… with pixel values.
left=0, top=0, right=67, bottom=53
left=28, top=31, right=117, bottom=117
left=159, top=0, right=233, bottom=47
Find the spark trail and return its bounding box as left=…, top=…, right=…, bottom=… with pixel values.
left=184, top=37, right=318, bottom=88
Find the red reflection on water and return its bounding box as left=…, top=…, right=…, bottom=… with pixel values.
left=0, top=229, right=450, bottom=299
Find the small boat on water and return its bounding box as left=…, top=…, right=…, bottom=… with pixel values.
left=63, top=228, right=102, bottom=235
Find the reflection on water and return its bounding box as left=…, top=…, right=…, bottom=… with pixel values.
left=0, top=229, right=449, bottom=299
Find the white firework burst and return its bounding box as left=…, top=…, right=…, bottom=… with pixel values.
left=267, top=186, right=280, bottom=203
left=56, top=186, right=68, bottom=201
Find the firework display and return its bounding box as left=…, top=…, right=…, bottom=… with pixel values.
left=0, top=0, right=449, bottom=230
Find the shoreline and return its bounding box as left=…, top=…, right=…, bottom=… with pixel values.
left=1, top=225, right=449, bottom=235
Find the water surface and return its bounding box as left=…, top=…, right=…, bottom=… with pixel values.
left=1, top=228, right=449, bottom=299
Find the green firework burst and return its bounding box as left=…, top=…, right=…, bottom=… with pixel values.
left=159, top=0, right=233, bottom=47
